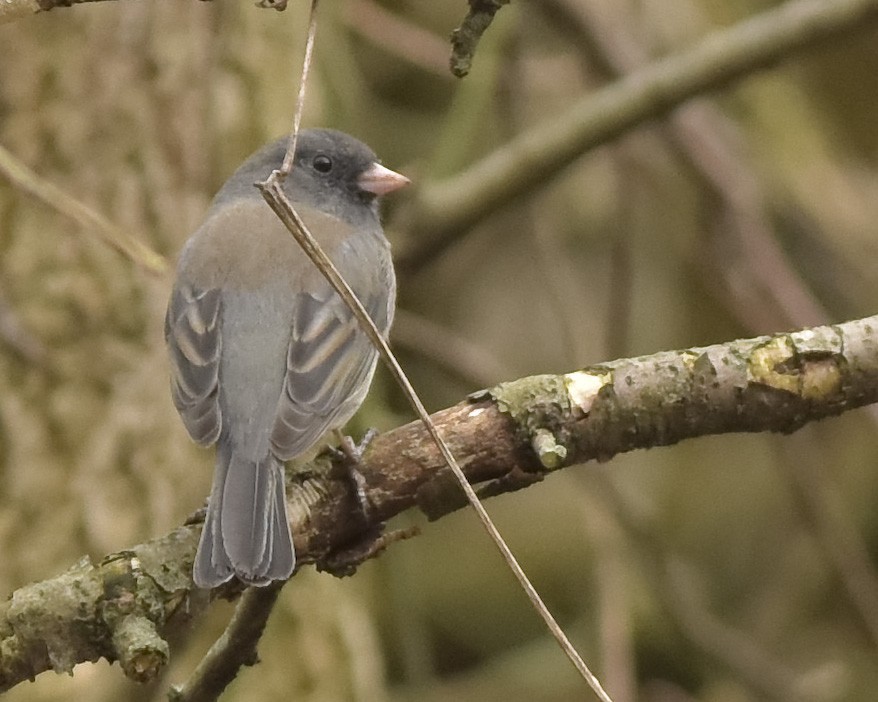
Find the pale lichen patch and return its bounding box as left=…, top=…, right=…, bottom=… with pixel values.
left=747, top=336, right=799, bottom=394
left=563, top=370, right=610, bottom=415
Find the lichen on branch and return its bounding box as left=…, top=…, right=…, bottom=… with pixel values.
left=2, top=315, right=878, bottom=692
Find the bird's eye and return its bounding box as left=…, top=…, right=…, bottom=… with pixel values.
left=312, top=155, right=333, bottom=173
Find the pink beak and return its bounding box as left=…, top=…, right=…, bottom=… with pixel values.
left=358, top=162, right=410, bottom=196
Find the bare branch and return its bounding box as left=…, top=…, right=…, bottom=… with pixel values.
left=449, top=0, right=511, bottom=78
left=169, top=582, right=285, bottom=702
left=399, top=0, right=878, bottom=271
left=2, top=315, right=878, bottom=691
left=540, top=0, right=831, bottom=335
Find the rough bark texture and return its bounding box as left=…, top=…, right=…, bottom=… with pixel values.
left=2, top=315, right=877, bottom=691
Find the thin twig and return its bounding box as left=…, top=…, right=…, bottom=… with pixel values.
left=257, top=176, right=613, bottom=700
left=450, top=0, right=512, bottom=78
left=169, top=582, right=286, bottom=702
left=0, top=143, right=168, bottom=276
left=266, top=0, right=608, bottom=696
left=176, top=5, right=321, bottom=699
left=280, top=0, right=320, bottom=175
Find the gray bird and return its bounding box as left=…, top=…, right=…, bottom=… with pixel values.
left=165, top=129, right=409, bottom=588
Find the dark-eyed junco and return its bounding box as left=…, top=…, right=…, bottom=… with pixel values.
left=165, top=129, right=409, bottom=588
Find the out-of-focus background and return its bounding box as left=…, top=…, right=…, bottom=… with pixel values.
left=2, top=1, right=878, bottom=700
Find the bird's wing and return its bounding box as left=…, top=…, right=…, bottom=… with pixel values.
left=165, top=284, right=223, bottom=446
left=270, top=236, right=394, bottom=461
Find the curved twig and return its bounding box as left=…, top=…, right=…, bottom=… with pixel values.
left=168, top=582, right=285, bottom=702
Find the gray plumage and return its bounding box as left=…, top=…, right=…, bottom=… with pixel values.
left=165, top=129, right=406, bottom=588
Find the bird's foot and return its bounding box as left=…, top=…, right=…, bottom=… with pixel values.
left=319, top=525, right=420, bottom=577
left=331, top=428, right=379, bottom=522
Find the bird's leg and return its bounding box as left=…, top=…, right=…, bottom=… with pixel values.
left=332, top=428, right=379, bottom=521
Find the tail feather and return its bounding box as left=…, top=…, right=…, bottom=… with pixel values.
left=193, top=441, right=295, bottom=589
left=253, top=471, right=295, bottom=580
left=268, top=465, right=295, bottom=577
left=222, top=452, right=273, bottom=572
left=194, top=443, right=234, bottom=588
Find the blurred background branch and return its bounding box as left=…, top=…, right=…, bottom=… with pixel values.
left=400, top=0, right=878, bottom=271
left=0, top=144, right=168, bottom=275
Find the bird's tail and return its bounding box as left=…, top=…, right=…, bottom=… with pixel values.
left=194, top=440, right=295, bottom=588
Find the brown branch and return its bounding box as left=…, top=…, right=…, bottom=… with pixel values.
left=398, top=0, right=878, bottom=271
left=2, top=0, right=172, bottom=23
left=449, top=0, right=511, bottom=78
left=2, top=315, right=878, bottom=692
left=169, top=582, right=285, bottom=702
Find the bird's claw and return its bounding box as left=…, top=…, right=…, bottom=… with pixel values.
left=331, top=429, right=379, bottom=522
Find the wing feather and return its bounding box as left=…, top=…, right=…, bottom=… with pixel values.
left=165, top=285, right=223, bottom=446
left=270, top=238, right=394, bottom=461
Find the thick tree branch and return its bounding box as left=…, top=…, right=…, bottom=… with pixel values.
left=2, top=315, right=878, bottom=691
left=399, top=0, right=878, bottom=270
